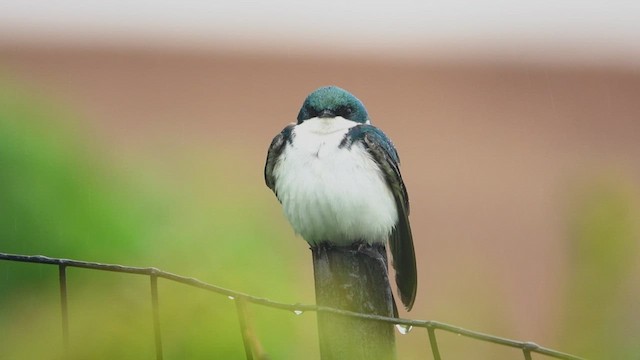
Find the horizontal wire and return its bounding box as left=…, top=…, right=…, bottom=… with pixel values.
left=0, top=252, right=585, bottom=360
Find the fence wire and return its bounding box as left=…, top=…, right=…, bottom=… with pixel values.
left=0, top=252, right=585, bottom=360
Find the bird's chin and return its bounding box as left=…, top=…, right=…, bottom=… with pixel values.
left=301, top=116, right=359, bottom=135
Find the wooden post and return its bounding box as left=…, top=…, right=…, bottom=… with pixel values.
left=312, top=243, right=397, bottom=360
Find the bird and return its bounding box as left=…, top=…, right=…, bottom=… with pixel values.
left=264, top=85, right=417, bottom=311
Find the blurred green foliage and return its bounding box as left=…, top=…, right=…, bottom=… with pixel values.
left=0, top=80, right=316, bottom=359
left=561, top=177, right=639, bottom=359
left=0, top=84, right=146, bottom=267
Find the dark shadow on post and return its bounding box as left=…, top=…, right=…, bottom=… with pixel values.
left=312, top=243, right=397, bottom=360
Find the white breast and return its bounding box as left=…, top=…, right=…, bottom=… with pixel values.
left=273, top=117, right=398, bottom=246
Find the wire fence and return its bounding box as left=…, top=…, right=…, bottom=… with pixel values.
left=0, top=252, right=585, bottom=360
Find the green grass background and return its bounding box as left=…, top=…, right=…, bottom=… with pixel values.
left=0, top=80, right=317, bottom=359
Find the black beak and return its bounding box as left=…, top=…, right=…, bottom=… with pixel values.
left=318, top=109, right=336, bottom=118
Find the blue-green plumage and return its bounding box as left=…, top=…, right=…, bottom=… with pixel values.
left=297, top=86, right=369, bottom=124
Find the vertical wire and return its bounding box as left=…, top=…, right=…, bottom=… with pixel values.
left=235, top=297, right=254, bottom=360
left=58, top=265, right=70, bottom=354
left=523, top=349, right=533, bottom=360
left=150, top=274, right=164, bottom=360
left=427, top=327, right=441, bottom=360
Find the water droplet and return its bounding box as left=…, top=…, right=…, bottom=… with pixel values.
left=395, top=324, right=413, bottom=334
left=293, top=309, right=304, bottom=316
left=228, top=295, right=235, bottom=300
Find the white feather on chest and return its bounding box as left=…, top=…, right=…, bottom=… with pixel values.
left=273, top=117, right=398, bottom=246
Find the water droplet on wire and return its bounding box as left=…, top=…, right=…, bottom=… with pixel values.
left=395, top=324, right=413, bottom=334
left=293, top=309, right=304, bottom=316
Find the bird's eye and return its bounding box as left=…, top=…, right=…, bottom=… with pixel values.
left=336, top=106, right=353, bottom=118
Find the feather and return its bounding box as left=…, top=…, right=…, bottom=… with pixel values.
left=346, top=125, right=417, bottom=310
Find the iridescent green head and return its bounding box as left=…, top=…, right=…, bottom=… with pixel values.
left=297, top=86, right=369, bottom=124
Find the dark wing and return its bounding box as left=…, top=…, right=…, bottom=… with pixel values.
left=344, top=125, right=417, bottom=311
left=265, top=124, right=295, bottom=195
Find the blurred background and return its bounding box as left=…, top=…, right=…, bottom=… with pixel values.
left=0, top=1, right=639, bottom=359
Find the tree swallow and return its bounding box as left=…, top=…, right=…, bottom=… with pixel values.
left=265, top=86, right=417, bottom=311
